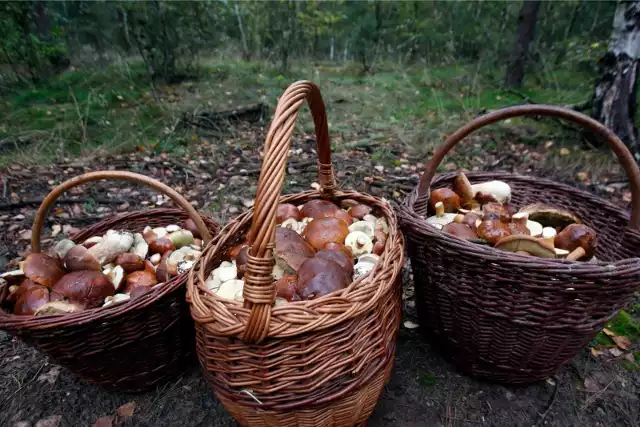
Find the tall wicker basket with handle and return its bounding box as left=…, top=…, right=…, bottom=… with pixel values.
left=398, top=105, right=640, bottom=384
left=187, top=81, right=405, bottom=426
left=0, top=171, right=220, bottom=392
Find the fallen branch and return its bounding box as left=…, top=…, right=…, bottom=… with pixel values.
left=532, top=375, right=560, bottom=427
left=181, top=103, right=267, bottom=130
left=0, top=198, right=128, bottom=211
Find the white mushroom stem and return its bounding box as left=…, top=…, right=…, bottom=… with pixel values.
left=542, top=227, right=556, bottom=247
left=566, top=247, right=586, bottom=261
left=348, top=221, right=375, bottom=239
left=435, top=201, right=445, bottom=217
left=470, top=180, right=511, bottom=204
left=88, top=231, right=134, bottom=265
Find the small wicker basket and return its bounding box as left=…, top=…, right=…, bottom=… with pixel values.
left=398, top=105, right=640, bottom=384
left=187, top=81, right=404, bottom=426
left=0, top=171, right=220, bottom=392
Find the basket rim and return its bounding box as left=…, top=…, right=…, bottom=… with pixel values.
left=0, top=208, right=220, bottom=330
left=187, top=189, right=405, bottom=340
left=399, top=170, right=640, bottom=268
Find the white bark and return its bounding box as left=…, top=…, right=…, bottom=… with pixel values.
left=610, top=1, right=640, bottom=58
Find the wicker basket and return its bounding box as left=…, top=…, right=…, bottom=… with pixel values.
left=187, top=81, right=404, bottom=426
left=0, top=171, right=220, bottom=392
left=398, top=105, right=640, bottom=384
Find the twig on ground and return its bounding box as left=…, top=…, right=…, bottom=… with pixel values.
left=0, top=362, right=46, bottom=409
left=532, top=375, right=560, bottom=427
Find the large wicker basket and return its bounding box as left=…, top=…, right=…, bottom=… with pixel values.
left=0, top=171, right=220, bottom=392
left=398, top=105, right=640, bottom=384
left=187, top=81, right=404, bottom=426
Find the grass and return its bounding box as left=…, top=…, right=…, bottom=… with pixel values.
left=0, top=57, right=602, bottom=167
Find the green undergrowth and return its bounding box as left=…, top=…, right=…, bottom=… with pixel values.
left=592, top=305, right=640, bottom=347
left=0, top=58, right=601, bottom=167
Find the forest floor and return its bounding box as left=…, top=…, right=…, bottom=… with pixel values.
left=0, top=60, right=638, bottom=426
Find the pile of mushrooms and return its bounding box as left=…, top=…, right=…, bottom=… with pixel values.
left=0, top=219, right=203, bottom=315
left=426, top=172, right=597, bottom=261
left=205, top=199, right=388, bottom=305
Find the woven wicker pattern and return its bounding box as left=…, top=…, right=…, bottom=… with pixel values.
left=187, top=81, right=404, bottom=426
left=0, top=172, right=220, bottom=392
left=399, top=105, right=640, bottom=384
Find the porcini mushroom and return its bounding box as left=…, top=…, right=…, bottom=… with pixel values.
left=302, top=217, right=350, bottom=250
left=14, top=285, right=50, bottom=315
left=53, top=270, right=115, bottom=308
left=452, top=172, right=474, bottom=205
left=428, top=188, right=461, bottom=213
left=123, top=269, right=158, bottom=294
left=88, top=231, right=134, bottom=265
left=64, top=245, right=101, bottom=271
left=494, top=235, right=556, bottom=258
left=114, top=253, right=145, bottom=273
left=35, top=300, right=84, bottom=315
left=296, top=258, right=350, bottom=300
left=300, top=199, right=341, bottom=219
left=426, top=202, right=458, bottom=229
left=477, top=220, right=511, bottom=244
left=517, top=203, right=581, bottom=229
left=554, top=224, right=596, bottom=261
left=316, top=249, right=354, bottom=276
left=23, top=253, right=65, bottom=287
left=130, top=233, right=149, bottom=259
left=512, top=212, right=543, bottom=237
left=183, top=218, right=202, bottom=239
left=470, top=180, right=511, bottom=204
left=215, top=279, right=245, bottom=301
left=277, top=203, right=303, bottom=224
left=348, top=204, right=372, bottom=220
left=353, top=254, right=380, bottom=280
left=348, top=221, right=375, bottom=239
left=442, top=223, right=479, bottom=240
left=167, top=230, right=194, bottom=248
left=275, top=275, right=299, bottom=302
left=54, top=239, right=76, bottom=259
left=102, top=293, right=131, bottom=308
left=344, top=231, right=374, bottom=257
left=104, top=265, right=126, bottom=292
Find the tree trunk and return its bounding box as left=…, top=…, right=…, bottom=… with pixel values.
left=591, top=1, right=640, bottom=160
left=34, top=1, right=51, bottom=41
left=118, top=7, right=133, bottom=53
left=504, top=0, right=542, bottom=88
left=233, top=0, right=250, bottom=60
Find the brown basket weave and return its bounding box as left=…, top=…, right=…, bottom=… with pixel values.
left=187, top=81, right=404, bottom=426
left=0, top=171, right=220, bottom=392
left=398, top=105, right=640, bottom=384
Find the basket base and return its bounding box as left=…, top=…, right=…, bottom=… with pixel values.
left=215, top=354, right=395, bottom=427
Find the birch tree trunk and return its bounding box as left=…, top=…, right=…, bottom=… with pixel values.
left=591, top=0, right=640, bottom=160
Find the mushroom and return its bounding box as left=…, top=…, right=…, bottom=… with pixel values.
left=452, top=172, right=474, bottom=205
left=554, top=224, right=596, bottom=261
left=442, top=223, right=479, bottom=240
left=275, top=275, right=300, bottom=302
left=23, top=253, right=65, bottom=287
left=14, top=286, right=50, bottom=315
left=302, top=217, right=350, bottom=250
left=426, top=202, right=458, bottom=229
left=64, top=245, right=101, bottom=271
left=53, top=271, right=115, bottom=308
left=512, top=212, right=543, bottom=237
left=348, top=204, right=373, bottom=220
left=102, top=293, right=131, bottom=308
left=344, top=231, right=373, bottom=257
left=373, top=230, right=387, bottom=255
left=348, top=221, right=375, bottom=239
left=296, top=258, right=351, bottom=300
left=149, top=237, right=175, bottom=255
left=280, top=218, right=301, bottom=233
left=482, top=202, right=512, bottom=222
left=152, top=227, right=168, bottom=239
left=470, top=180, right=511, bottom=204
left=455, top=212, right=482, bottom=232
left=215, top=279, right=245, bottom=301
left=82, top=236, right=103, bottom=249
left=477, top=220, right=511, bottom=244
left=494, top=235, right=556, bottom=258
left=517, top=203, right=581, bottom=229
left=323, top=242, right=353, bottom=258
left=277, top=203, right=303, bottom=224
left=300, top=199, right=341, bottom=219
left=428, top=188, right=461, bottom=213
left=35, top=300, right=84, bottom=315
left=155, top=251, right=172, bottom=282
left=54, top=239, right=76, bottom=259
left=166, top=247, right=202, bottom=276
left=114, top=253, right=145, bottom=272
left=316, top=249, right=354, bottom=276
left=183, top=218, right=202, bottom=239
left=123, top=269, right=158, bottom=294
left=6, top=278, right=38, bottom=304
left=353, top=254, right=380, bottom=281
left=166, top=224, right=181, bottom=233
left=167, top=230, right=194, bottom=248
left=274, top=227, right=315, bottom=274
left=508, top=212, right=531, bottom=236
left=130, top=233, right=149, bottom=259
left=104, top=265, right=126, bottom=292
left=88, top=231, right=135, bottom=265
left=541, top=227, right=556, bottom=247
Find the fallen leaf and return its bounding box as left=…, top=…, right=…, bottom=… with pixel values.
left=37, top=366, right=61, bottom=385
left=374, top=165, right=385, bottom=173
left=118, top=203, right=130, bottom=212
left=91, top=416, right=113, bottom=427
left=34, top=416, right=62, bottom=427
left=612, top=336, right=631, bottom=350
left=591, top=347, right=604, bottom=357
left=12, top=214, right=25, bottom=221
left=12, top=422, right=31, bottom=427
left=403, top=320, right=419, bottom=329
left=544, top=141, right=554, bottom=149
left=116, top=401, right=137, bottom=418
left=310, top=183, right=321, bottom=191
left=624, top=353, right=636, bottom=363
left=603, top=328, right=616, bottom=337
left=583, top=377, right=599, bottom=393
left=443, top=162, right=456, bottom=171
left=545, top=377, right=556, bottom=386
left=576, top=172, right=588, bottom=182
left=19, top=230, right=32, bottom=240
left=560, top=148, right=570, bottom=156
left=609, top=347, right=623, bottom=357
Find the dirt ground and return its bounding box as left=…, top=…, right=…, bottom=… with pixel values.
left=0, top=121, right=638, bottom=427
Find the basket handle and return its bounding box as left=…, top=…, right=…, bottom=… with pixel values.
left=241, top=80, right=334, bottom=343
left=31, top=170, right=213, bottom=252
left=415, top=104, right=640, bottom=229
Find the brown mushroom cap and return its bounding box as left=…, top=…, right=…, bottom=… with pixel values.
left=296, top=257, right=351, bottom=300
left=316, top=249, right=354, bottom=276
left=124, top=270, right=158, bottom=294
left=300, top=199, right=341, bottom=219
left=302, top=217, right=350, bottom=251
left=517, top=203, right=581, bottom=230
left=14, top=285, right=50, bottom=315
left=276, top=203, right=303, bottom=224
left=494, top=235, right=556, bottom=258
left=442, top=223, right=479, bottom=240
left=114, top=253, right=145, bottom=273
left=6, top=278, right=40, bottom=304
left=482, top=202, right=512, bottom=222
left=554, top=224, right=596, bottom=258
left=428, top=188, right=461, bottom=214
left=477, top=220, right=512, bottom=244
left=149, top=237, right=175, bottom=255
left=275, top=275, right=300, bottom=302
left=322, top=242, right=353, bottom=258
left=453, top=172, right=474, bottom=203
left=276, top=227, right=315, bottom=257
left=23, top=253, right=65, bottom=287
left=348, top=204, right=373, bottom=220
left=64, top=245, right=101, bottom=272
left=456, top=212, right=481, bottom=232
left=182, top=218, right=202, bottom=239
left=155, top=251, right=172, bottom=282
left=52, top=271, right=115, bottom=308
